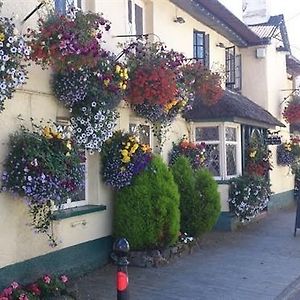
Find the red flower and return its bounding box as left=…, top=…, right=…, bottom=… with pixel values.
left=26, top=283, right=41, bottom=296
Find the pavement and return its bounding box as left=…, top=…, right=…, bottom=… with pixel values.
left=70, top=206, right=300, bottom=300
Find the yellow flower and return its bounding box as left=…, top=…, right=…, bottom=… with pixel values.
left=249, top=150, right=257, bottom=158
left=124, top=74, right=129, bottom=80
left=103, top=79, right=110, bottom=87
left=124, top=68, right=128, bottom=75
left=66, top=152, right=71, bottom=157
left=121, top=149, right=129, bottom=157
left=66, top=140, right=72, bottom=150
left=121, top=156, right=131, bottom=163
left=141, top=144, right=151, bottom=152
left=122, top=83, right=127, bottom=90
left=130, top=143, right=139, bottom=154
left=43, top=126, right=52, bottom=139
left=119, top=82, right=123, bottom=89
left=0, top=33, right=5, bottom=42
left=115, top=65, right=121, bottom=74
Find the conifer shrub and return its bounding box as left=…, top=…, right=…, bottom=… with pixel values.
left=113, top=156, right=180, bottom=250
left=170, top=156, right=198, bottom=236
left=194, top=168, right=221, bottom=235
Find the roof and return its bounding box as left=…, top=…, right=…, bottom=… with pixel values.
left=184, top=89, right=284, bottom=128
left=170, top=0, right=264, bottom=47
left=286, top=55, right=300, bottom=76
left=249, top=15, right=291, bottom=52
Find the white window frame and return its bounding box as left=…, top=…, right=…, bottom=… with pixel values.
left=192, top=122, right=242, bottom=180
left=55, top=0, right=85, bottom=14
left=129, top=118, right=153, bottom=148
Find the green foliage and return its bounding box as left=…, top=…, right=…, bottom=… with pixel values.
left=171, top=156, right=220, bottom=237
left=170, top=156, right=197, bottom=236
left=113, top=156, right=180, bottom=250
left=193, top=168, right=221, bottom=234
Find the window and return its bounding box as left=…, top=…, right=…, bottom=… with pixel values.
left=55, top=120, right=87, bottom=209
left=128, top=0, right=133, bottom=24
left=135, top=4, right=143, bottom=35
left=225, top=46, right=235, bottom=89
left=225, top=47, right=242, bottom=91
left=129, top=121, right=152, bottom=146
left=194, top=123, right=241, bottom=180
left=193, top=30, right=210, bottom=68
left=55, top=0, right=83, bottom=14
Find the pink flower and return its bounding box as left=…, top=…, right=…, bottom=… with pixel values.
left=60, top=275, right=68, bottom=283
left=2, top=287, right=12, bottom=296
left=26, top=283, right=41, bottom=296
left=18, top=294, right=29, bottom=300
left=11, top=282, right=19, bottom=289
left=43, top=275, right=51, bottom=284
left=0, top=297, right=9, bottom=300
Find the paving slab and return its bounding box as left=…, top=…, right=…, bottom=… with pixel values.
left=71, top=206, right=300, bottom=300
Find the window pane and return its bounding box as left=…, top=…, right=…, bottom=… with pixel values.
left=135, top=4, right=143, bottom=35
left=196, top=47, right=204, bottom=59
left=197, top=33, right=204, bottom=45
left=225, top=127, right=237, bottom=141
left=226, top=144, right=237, bottom=176
left=196, top=127, right=219, bottom=141
left=204, top=144, right=220, bottom=176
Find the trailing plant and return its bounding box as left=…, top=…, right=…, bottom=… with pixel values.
left=169, top=136, right=205, bottom=169
left=277, top=142, right=295, bottom=166
left=0, top=274, right=69, bottom=300
left=27, top=8, right=111, bottom=71
left=229, top=175, right=271, bottom=222
left=1, top=122, right=84, bottom=245
left=101, top=131, right=152, bottom=189
left=52, top=58, right=127, bottom=109
left=246, top=134, right=272, bottom=177
left=113, top=156, right=180, bottom=250
left=283, top=96, right=300, bottom=124
left=181, top=60, right=223, bottom=106
left=0, top=14, right=30, bottom=111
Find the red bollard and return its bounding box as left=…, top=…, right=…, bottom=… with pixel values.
left=112, top=238, right=130, bottom=300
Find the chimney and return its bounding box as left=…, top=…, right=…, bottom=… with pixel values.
left=243, top=0, right=271, bottom=25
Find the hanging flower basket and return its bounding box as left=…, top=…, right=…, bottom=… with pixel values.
left=52, top=57, right=127, bottom=109
left=1, top=123, right=84, bottom=245
left=101, top=131, right=152, bottom=189
left=0, top=15, right=30, bottom=111
left=283, top=96, right=300, bottom=124
left=123, top=41, right=190, bottom=123
left=169, top=136, right=206, bottom=169
left=181, top=61, right=223, bottom=107
left=27, top=8, right=111, bottom=71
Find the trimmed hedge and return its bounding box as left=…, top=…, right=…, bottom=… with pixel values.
left=113, top=156, right=180, bottom=250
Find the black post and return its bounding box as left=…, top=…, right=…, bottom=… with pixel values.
left=111, top=238, right=130, bottom=300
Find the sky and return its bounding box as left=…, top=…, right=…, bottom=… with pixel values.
left=270, top=1, right=300, bottom=59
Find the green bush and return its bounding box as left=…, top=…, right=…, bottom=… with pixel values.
left=194, top=168, right=221, bottom=235
left=170, top=156, right=198, bottom=236
left=113, top=156, right=180, bottom=250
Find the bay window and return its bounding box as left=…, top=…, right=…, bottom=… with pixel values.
left=194, top=123, right=242, bottom=180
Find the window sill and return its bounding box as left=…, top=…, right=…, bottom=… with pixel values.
left=51, top=205, right=107, bottom=221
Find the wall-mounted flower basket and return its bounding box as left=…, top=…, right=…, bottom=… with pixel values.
left=123, top=41, right=190, bottom=124
left=169, top=136, right=206, bottom=169
left=181, top=61, right=223, bottom=107
left=101, top=131, right=152, bottom=189
left=1, top=123, right=84, bottom=245
left=27, top=9, right=111, bottom=71
left=283, top=96, right=300, bottom=124
left=0, top=15, right=30, bottom=111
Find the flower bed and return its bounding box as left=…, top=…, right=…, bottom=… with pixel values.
left=0, top=15, right=30, bottom=111
left=27, top=9, right=111, bottom=71
left=169, top=136, right=205, bottom=169
left=101, top=131, right=152, bottom=189
left=1, top=123, right=84, bottom=245
left=0, top=274, right=69, bottom=300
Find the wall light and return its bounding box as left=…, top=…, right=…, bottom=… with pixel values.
left=216, top=42, right=226, bottom=48
left=174, top=16, right=185, bottom=24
